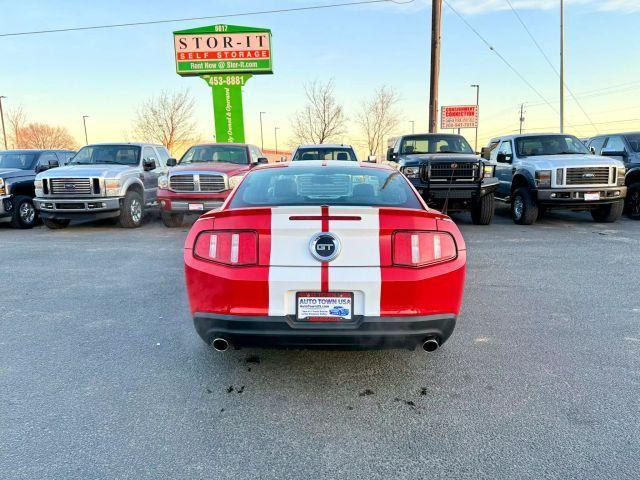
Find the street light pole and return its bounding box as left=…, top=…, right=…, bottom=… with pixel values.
left=259, top=111, right=266, bottom=151
left=560, top=0, right=565, bottom=133
left=82, top=115, right=89, bottom=144
left=428, top=0, right=442, bottom=133
left=410, top=120, right=415, bottom=134
left=0, top=96, right=7, bottom=150
left=274, top=127, right=279, bottom=155
left=471, top=84, right=480, bottom=152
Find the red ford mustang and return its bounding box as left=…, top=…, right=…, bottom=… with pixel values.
left=184, top=161, right=466, bottom=351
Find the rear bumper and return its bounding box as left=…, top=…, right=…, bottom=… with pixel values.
left=193, top=313, right=456, bottom=349
left=536, top=186, right=626, bottom=206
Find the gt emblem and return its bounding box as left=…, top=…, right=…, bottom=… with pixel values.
left=309, top=232, right=341, bottom=262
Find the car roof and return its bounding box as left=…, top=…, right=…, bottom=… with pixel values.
left=254, top=160, right=393, bottom=171
left=189, top=142, right=254, bottom=148
left=85, top=142, right=166, bottom=148
left=294, top=144, right=354, bottom=149
left=488, top=132, right=578, bottom=143
left=402, top=133, right=465, bottom=138
left=1, top=149, right=74, bottom=153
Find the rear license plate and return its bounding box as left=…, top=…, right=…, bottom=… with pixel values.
left=188, top=203, right=204, bottom=211
left=584, top=192, right=600, bottom=201
left=296, top=292, right=353, bottom=322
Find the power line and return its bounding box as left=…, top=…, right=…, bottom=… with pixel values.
left=0, top=0, right=414, bottom=37
left=526, top=81, right=640, bottom=108
left=441, top=0, right=558, bottom=116
left=504, top=0, right=599, bottom=133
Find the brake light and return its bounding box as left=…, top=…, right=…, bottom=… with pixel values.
left=393, top=231, right=457, bottom=267
left=194, top=230, right=258, bottom=266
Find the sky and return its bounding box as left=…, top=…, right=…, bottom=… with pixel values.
left=0, top=0, right=639, bottom=155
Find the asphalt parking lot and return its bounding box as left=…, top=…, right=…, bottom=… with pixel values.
left=1, top=206, right=639, bottom=479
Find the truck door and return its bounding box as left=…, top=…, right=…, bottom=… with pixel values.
left=141, top=146, right=160, bottom=204
left=494, top=140, right=514, bottom=198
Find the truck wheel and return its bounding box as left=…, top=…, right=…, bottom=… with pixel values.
left=10, top=195, right=37, bottom=229
left=626, top=182, right=640, bottom=220
left=511, top=187, right=538, bottom=225
left=118, top=191, right=144, bottom=228
left=470, top=193, right=494, bottom=225
left=161, top=211, right=184, bottom=228
left=43, top=218, right=70, bottom=229
left=591, top=200, right=624, bottom=223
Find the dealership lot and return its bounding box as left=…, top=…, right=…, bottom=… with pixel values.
left=1, top=207, right=639, bottom=479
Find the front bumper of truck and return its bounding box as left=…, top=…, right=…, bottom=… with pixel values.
left=536, top=186, right=626, bottom=207
left=34, top=196, right=123, bottom=220
left=157, top=188, right=228, bottom=213
left=410, top=177, right=499, bottom=200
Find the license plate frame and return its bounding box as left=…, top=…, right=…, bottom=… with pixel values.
left=584, top=192, right=600, bottom=201
left=188, top=203, right=204, bottom=211
left=296, top=292, right=354, bottom=322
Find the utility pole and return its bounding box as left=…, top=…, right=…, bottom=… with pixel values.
left=560, top=0, right=565, bottom=133
left=429, top=0, right=442, bottom=133
left=0, top=96, right=7, bottom=150
left=82, top=115, right=89, bottom=144
left=519, top=104, right=526, bottom=134
left=274, top=126, right=279, bottom=155
left=410, top=120, right=415, bottom=134
left=471, top=84, right=480, bottom=152
left=259, top=111, right=266, bottom=151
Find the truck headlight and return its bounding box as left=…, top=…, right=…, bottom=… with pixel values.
left=229, top=174, right=245, bottom=189
left=104, top=178, right=121, bottom=196
left=483, top=164, right=495, bottom=178
left=617, top=167, right=626, bottom=186
left=158, top=175, right=169, bottom=189
left=535, top=170, right=551, bottom=189
left=34, top=179, right=43, bottom=190
left=0, top=178, right=6, bottom=195
left=402, top=166, right=420, bottom=178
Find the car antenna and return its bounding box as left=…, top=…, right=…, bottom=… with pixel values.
left=441, top=163, right=458, bottom=215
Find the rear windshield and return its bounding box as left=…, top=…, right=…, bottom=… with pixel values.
left=0, top=152, right=37, bottom=170
left=293, top=148, right=357, bottom=161
left=69, top=145, right=140, bottom=166
left=180, top=145, right=249, bottom=165
left=229, top=165, right=423, bottom=209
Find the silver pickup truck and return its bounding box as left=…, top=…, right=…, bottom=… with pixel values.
left=34, top=143, right=171, bottom=229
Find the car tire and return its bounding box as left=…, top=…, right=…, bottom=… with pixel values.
left=625, top=182, right=640, bottom=220
left=470, top=193, right=494, bottom=225
left=43, top=218, right=70, bottom=229
left=511, top=187, right=538, bottom=225
left=10, top=195, right=37, bottom=229
left=161, top=212, right=184, bottom=228
left=118, top=190, right=144, bottom=228
left=591, top=200, right=624, bottom=223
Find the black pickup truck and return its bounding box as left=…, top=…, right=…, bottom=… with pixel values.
left=387, top=134, right=498, bottom=224
left=0, top=149, right=74, bottom=228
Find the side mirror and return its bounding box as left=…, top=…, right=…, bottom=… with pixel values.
left=166, top=158, right=177, bottom=167
left=143, top=159, right=157, bottom=171
left=480, top=147, right=491, bottom=160
left=35, top=160, right=59, bottom=174
left=601, top=149, right=628, bottom=160
left=257, top=157, right=269, bottom=164
left=496, top=152, right=513, bottom=164
left=386, top=148, right=398, bottom=162
left=367, top=155, right=377, bottom=163
left=589, top=147, right=596, bottom=154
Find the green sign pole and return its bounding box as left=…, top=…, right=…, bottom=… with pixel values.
left=202, top=74, right=252, bottom=143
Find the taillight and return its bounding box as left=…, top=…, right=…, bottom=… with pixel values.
left=194, top=230, right=258, bottom=266
left=393, top=231, right=457, bottom=267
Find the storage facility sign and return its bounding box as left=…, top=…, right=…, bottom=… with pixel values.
left=173, top=24, right=273, bottom=76
left=441, top=105, right=478, bottom=129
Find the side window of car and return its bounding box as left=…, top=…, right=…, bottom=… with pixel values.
left=143, top=147, right=157, bottom=166
left=588, top=137, right=606, bottom=155
left=249, top=146, right=259, bottom=163
left=38, top=152, right=58, bottom=166
left=483, top=141, right=499, bottom=160
left=604, top=136, right=626, bottom=152
left=154, top=147, right=169, bottom=167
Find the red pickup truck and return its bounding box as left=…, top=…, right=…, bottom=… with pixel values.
left=158, top=143, right=267, bottom=227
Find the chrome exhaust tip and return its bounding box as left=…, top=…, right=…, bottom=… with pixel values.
left=212, top=338, right=230, bottom=352
left=422, top=338, right=439, bottom=353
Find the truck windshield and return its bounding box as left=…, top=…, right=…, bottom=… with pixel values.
left=0, top=152, right=37, bottom=170
left=515, top=135, right=590, bottom=157
left=229, top=165, right=423, bottom=209
left=400, top=135, right=474, bottom=155
left=625, top=134, right=640, bottom=153
left=293, top=148, right=357, bottom=161
left=68, top=145, right=141, bottom=166
left=180, top=145, right=249, bottom=165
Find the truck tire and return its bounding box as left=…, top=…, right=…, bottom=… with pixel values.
left=470, top=193, right=494, bottom=225
left=511, top=187, right=538, bottom=225
left=161, top=211, right=184, bottom=228
left=626, top=182, right=640, bottom=220
left=591, top=200, right=624, bottom=223
left=43, top=218, right=70, bottom=229
left=118, top=190, right=144, bottom=228
left=10, top=195, right=37, bottom=229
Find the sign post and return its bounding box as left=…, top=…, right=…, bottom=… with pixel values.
left=440, top=105, right=478, bottom=131
left=173, top=24, right=273, bottom=143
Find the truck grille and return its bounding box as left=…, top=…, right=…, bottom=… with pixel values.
left=50, top=178, right=92, bottom=195
left=426, top=162, right=479, bottom=183
left=565, top=167, right=611, bottom=185
left=169, top=174, right=227, bottom=192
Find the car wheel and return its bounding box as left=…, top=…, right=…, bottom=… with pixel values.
left=118, top=190, right=144, bottom=228
left=626, top=182, right=640, bottom=220
left=591, top=200, right=624, bottom=223
left=10, top=195, right=37, bottom=229
left=511, top=187, right=538, bottom=225
left=161, top=211, right=184, bottom=228
left=470, top=193, right=494, bottom=225
left=43, top=218, right=70, bottom=229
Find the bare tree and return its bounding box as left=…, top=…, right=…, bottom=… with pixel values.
left=291, top=79, right=346, bottom=145
left=132, top=89, right=197, bottom=154
left=356, top=86, right=401, bottom=158
left=6, top=105, right=27, bottom=148
left=19, top=123, right=77, bottom=149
